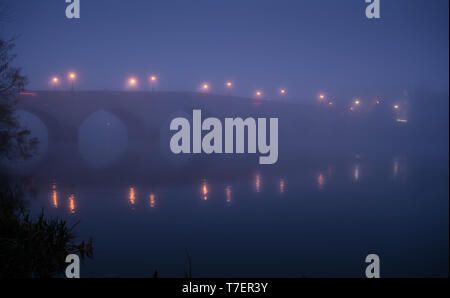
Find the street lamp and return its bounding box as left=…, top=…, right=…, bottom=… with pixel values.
left=150, top=75, right=157, bottom=91
left=280, top=89, right=286, bottom=95
left=393, top=104, right=400, bottom=110
left=201, top=83, right=210, bottom=92
left=128, top=77, right=138, bottom=88
left=225, top=81, right=233, bottom=95
left=51, top=76, right=60, bottom=90
left=255, top=90, right=262, bottom=98
left=318, top=93, right=325, bottom=101
left=68, top=72, right=77, bottom=91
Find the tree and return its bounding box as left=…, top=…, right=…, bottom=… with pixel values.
left=0, top=31, right=93, bottom=278
left=0, top=38, right=38, bottom=160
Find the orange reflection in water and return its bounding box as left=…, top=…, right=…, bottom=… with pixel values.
left=393, top=158, right=399, bottom=178
left=68, top=194, right=76, bottom=214
left=353, top=164, right=360, bottom=182
left=317, top=173, right=325, bottom=190
left=149, top=193, right=156, bottom=208
left=129, top=187, right=136, bottom=208
left=279, top=179, right=286, bottom=194
left=225, top=186, right=232, bottom=204
left=51, top=183, right=58, bottom=208
left=202, top=180, right=208, bottom=201
left=255, top=174, right=261, bottom=193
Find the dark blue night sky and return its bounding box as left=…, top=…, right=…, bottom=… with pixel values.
left=1, top=0, right=449, bottom=98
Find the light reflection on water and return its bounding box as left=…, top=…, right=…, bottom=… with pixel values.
left=149, top=193, right=156, bottom=208
left=225, top=185, right=232, bottom=204
left=353, top=164, right=360, bottom=182
left=201, top=180, right=208, bottom=201
left=317, top=172, right=325, bottom=190
left=42, top=157, right=414, bottom=215
left=129, top=187, right=136, bottom=209
left=393, top=157, right=401, bottom=180
left=255, top=173, right=261, bottom=193
left=51, top=182, right=58, bottom=208
left=29, top=156, right=449, bottom=277
left=68, top=194, right=76, bottom=214
left=279, top=179, right=286, bottom=194
left=45, top=158, right=406, bottom=213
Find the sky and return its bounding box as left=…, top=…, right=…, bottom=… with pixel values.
left=0, top=0, right=448, bottom=99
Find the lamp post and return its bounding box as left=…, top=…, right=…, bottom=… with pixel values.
left=68, top=72, right=77, bottom=92
left=201, top=83, right=210, bottom=92
left=225, top=81, right=232, bottom=95
left=150, top=75, right=157, bottom=92
left=318, top=93, right=325, bottom=101
left=128, top=77, right=138, bottom=89
left=51, top=76, right=60, bottom=90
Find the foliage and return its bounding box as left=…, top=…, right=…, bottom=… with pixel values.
left=0, top=38, right=38, bottom=160
left=0, top=187, right=93, bottom=278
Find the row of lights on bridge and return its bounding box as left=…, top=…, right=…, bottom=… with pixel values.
left=49, top=72, right=401, bottom=111
left=317, top=93, right=402, bottom=112
left=49, top=72, right=287, bottom=98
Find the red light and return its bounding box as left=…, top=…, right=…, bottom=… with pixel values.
left=19, top=92, right=37, bottom=96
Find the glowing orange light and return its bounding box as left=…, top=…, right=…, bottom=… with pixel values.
left=280, top=89, right=286, bottom=95
left=51, top=183, right=58, bottom=208
left=149, top=193, right=156, bottom=208
left=225, top=186, right=231, bottom=203
left=255, top=174, right=261, bottom=192
left=394, top=104, right=400, bottom=110
left=129, top=187, right=136, bottom=207
left=202, top=181, right=209, bottom=201
left=318, top=173, right=325, bottom=190
left=69, top=194, right=76, bottom=214
left=226, top=81, right=232, bottom=87
left=52, top=77, right=59, bottom=84
left=255, top=90, right=262, bottom=97
left=279, top=179, right=285, bottom=194
left=150, top=75, right=157, bottom=82
left=127, top=77, right=138, bottom=88
left=319, top=94, right=325, bottom=100
left=354, top=164, right=360, bottom=182
left=354, top=99, right=360, bottom=105
left=68, top=72, right=76, bottom=80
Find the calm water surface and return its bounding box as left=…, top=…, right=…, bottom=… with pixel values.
left=28, top=154, right=449, bottom=277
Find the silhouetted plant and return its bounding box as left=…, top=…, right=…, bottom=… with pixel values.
left=0, top=38, right=38, bottom=160
left=0, top=187, right=93, bottom=278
